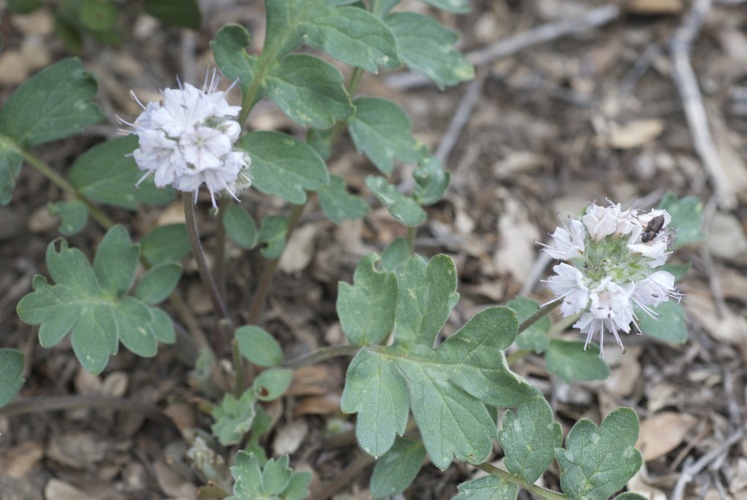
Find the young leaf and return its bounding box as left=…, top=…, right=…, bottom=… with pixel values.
left=556, top=408, right=643, bottom=499
left=223, top=203, right=258, bottom=250
left=236, top=325, right=284, bottom=367
left=317, top=175, right=370, bottom=224
left=134, top=262, right=182, bottom=305
left=48, top=200, right=88, bottom=236
left=386, top=12, right=474, bottom=89
left=69, top=136, right=175, bottom=210
left=16, top=225, right=173, bottom=374
left=366, top=176, right=426, bottom=227
left=0, top=58, right=104, bottom=148
left=140, top=224, right=190, bottom=266
left=660, top=192, right=704, bottom=249
left=240, top=131, right=329, bottom=204
left=143, top=0, right=201, bottom=30
left=545, top=340, right=610, bottom=383
left=348, top=97, right=424, bottom=175
left=337, top=253, right=397, bottom=346
left=413, top=156, right=451, bottom=206
left=370, top=439, right=426, bottom=498
left=258, top=215, right=288, bottom=259
left=453, top=475, right=520, bottom=500
left=506, top=296, right=550, bottom=353
left=211, top=390, right=256, bottom=446
left=498, top=395, right=562, bottom=483
left=253, top=368, right=293, bottom=401
left=264, top=54, right=354, bottom=129
left=637, top=301, right=687, bottom=344
left=229, top=452, right=311, bottom=500
left=0, top=349, right=25, bottom=408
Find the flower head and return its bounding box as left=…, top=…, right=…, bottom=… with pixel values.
left=542, top=201, right=681, bottom=356
left=118, top=69, right=251, bottom=208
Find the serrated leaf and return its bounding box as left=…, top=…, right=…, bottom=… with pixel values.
left=0, top=58, right=104, bottom=147
left=258, top=215, right=288, bottom=259
left=556, top=408, right=643, bottom=499
left=240, top=131, right=329, bottom=204
left=211, top=390, right=256, bottom=446
left=337, top=254, right=397, bottom=346
left=370, top=439, right=426, bottom=498
left=366, top=176, right=426, bottom=227
left=69, top=136, right=175, bottom=210
left=421, top=0, right=471, bottom=13
left=229, top=452, right=311, bottom=500
left=140, top=223, right=190, bottom=266
left=0, top=349, right=25, bottom=408
left=265, top=54, right=354, bottom=129
left=386, top=12, right=473, bottom=88
left=546, top=340, right=610, bottom=383
left=498, top=396, right=562, bottom=483
left=48, top=200, right=88, bottom=235
left=413, top=156, right=450, bottom=205
left=143, top=0, right=201, bottom=30
left=135, top=262, right=182, bottom=305
left=660, top=192, right=704, bottom=249
left=507, top=296, right=550, bottom=353
left=318, top=175, right=370, bottom=224
left=349, top=97, right=424, bottom=175
left=637, top=301, right=687, bottom=344
left=16, top=226, right=172, bottom=374
left=236, top=325, right=284, bottom=367
left=381, top=237, right=410, bottom=274
left=223, top=203, right=258, bottom=250
left=341, top=255, right=535, bottom=468
left=453, top=475, right=519, bottom=500
left=253, top=368, right=293, bottom=401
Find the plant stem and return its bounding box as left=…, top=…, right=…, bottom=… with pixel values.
left=215, top=205, right=228, bottom=299
left=283, top=344, right=360, bottom=369
left=406, top=225, right=417, bottom=252
left=518, top=297, right=562, bottom=334
left=183, top=193, right=233, bottom=356
left=474, top=462, right=566, bottom=500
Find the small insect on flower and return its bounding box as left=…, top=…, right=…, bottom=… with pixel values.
left=641, top=214, right=665, bottom=243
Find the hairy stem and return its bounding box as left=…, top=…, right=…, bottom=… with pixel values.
left=518, top=297, right=562, bottom=334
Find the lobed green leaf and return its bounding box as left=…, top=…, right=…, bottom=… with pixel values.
left=134, top=262, right=182, bottom=305
left=258, top=215, right=288, bottom=259
left=453, top=475, right=520, bottom=500
left=413, top=156, right=451, bottom=206
left=48, top=200, right=88, bottom=236
left=211, top=390, right=256, bottom=446
left=546, top=340, right=610, bottom=383
left=366, top=176, right=426, bottom=227
left=370, top=439, right=426, bottom=498
left=140, top=224, right=190, bottom=266
left=229, top=452, right=311, bottom=500
left=317, top=175, right=370, bottom=224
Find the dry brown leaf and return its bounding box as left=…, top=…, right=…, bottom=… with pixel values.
left=272, top=420, right=309, bottom=455
left=0, top=441, right=44, bottom=479
left=46, top=432, right=108, bottom=469
left=607, top=119, right=665, bottom=149
left=625, top=0, right=683, bottom=14
left=163, top=401, right=196, bottom=434
left=494, top=197, right=539, bottom=281
left=636, top=412, right=698, bottom=461
left=154, top=458, right=196, bottom=498
left=686, top=293, right=747, bottom=344
left=603, top=345, right=643, bottom=397
left=279, top=224, right=317, bottom=274
left=293, top=394, right=342, bottom=417
left=287, top=365, right=342, bottom=397
left=706, top=212, right=747, bottom=264
left=44, top=479, right=95, bottom=500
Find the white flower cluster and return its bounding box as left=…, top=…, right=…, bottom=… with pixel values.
left=542, top=201, right=681, bottom=357
left=119, top=70, right=252, bottom=208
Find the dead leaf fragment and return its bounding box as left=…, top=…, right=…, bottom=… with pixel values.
left=626, top=0, right=683, bottom=15
left=636, top=412, right=698, bottom=461
left=44, top=479, right=95, bottom=500
left=607, top=119, right=665, bottom=149
left=0, top=441, right=44, bottom=479
left=273, top=419, right=309, bottom=456
left=279, top=224, right=317, bottom=274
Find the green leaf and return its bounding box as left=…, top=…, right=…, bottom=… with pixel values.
left=212, top=24, right=255, bottom=93
left=245, top=407, right=272, bottom=465
left=69, top=136, right=175, bottom=210
left=660, top=192, right=704, bottom=249
left=366, top=176, right=426, bottom=227
left=341, top=255, right=535, bottom=468
left=507, top=296, right=550, bottom=353
left=413, top=156, right=451, bottom=205
left=8, top=0, right=42, bottom=14
left=370, top=439, right=426, bottom=498
left=338, top=254, right=398, bottom=346
left=253, top=368, right=293, bottom=401
left=453, top=475, right=519, bottom=500
left=258, top=215, right=288, bottom=259
left=349, top=97, right=423, bottom=175
left=16, top=225, right=171, bottom=374
left=498, top=396, right=562, bottom=483
left=240, top=131, right=329, bottom=204
left=149, top=306, right=175, bottom=344
left=143, top=0, right=201, bottom=30
left=229, top=452, right=311, bottom=500
left=79, top=0, right=120, bottom=44
left=0, top=140, right=23, bottom=205
left=0, top=349, right=25, bottom=408
left=381, top=238, right=410, bottom=274
left=386, top=12, right=474, bottom=89
left=236, top=325, right=284, bottom=367
left=140, top=224, right=190, bottom=266
left=211, top=389, right=256, bottom=446
left=0, top=58, right=104, bottom=147
left=53, top=9, right=84, bottom=53
left=48, top=200, right=88, bottom=235
left=134, top=262, right=182, bottom=305
left=556, top=408, right=643, bottom=499
left=318, top=175, right=370, bottom=224
left=265, top=54, right=354, bottom=129
left=637, top=301, right=687, bottom=344
left=546, top=340, right=610, bottom=383
left=615, top=493, right=649, bottom=500
left=421, top=0, right=471, bottom=13
left=224, top=203, right=258, bottom=250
